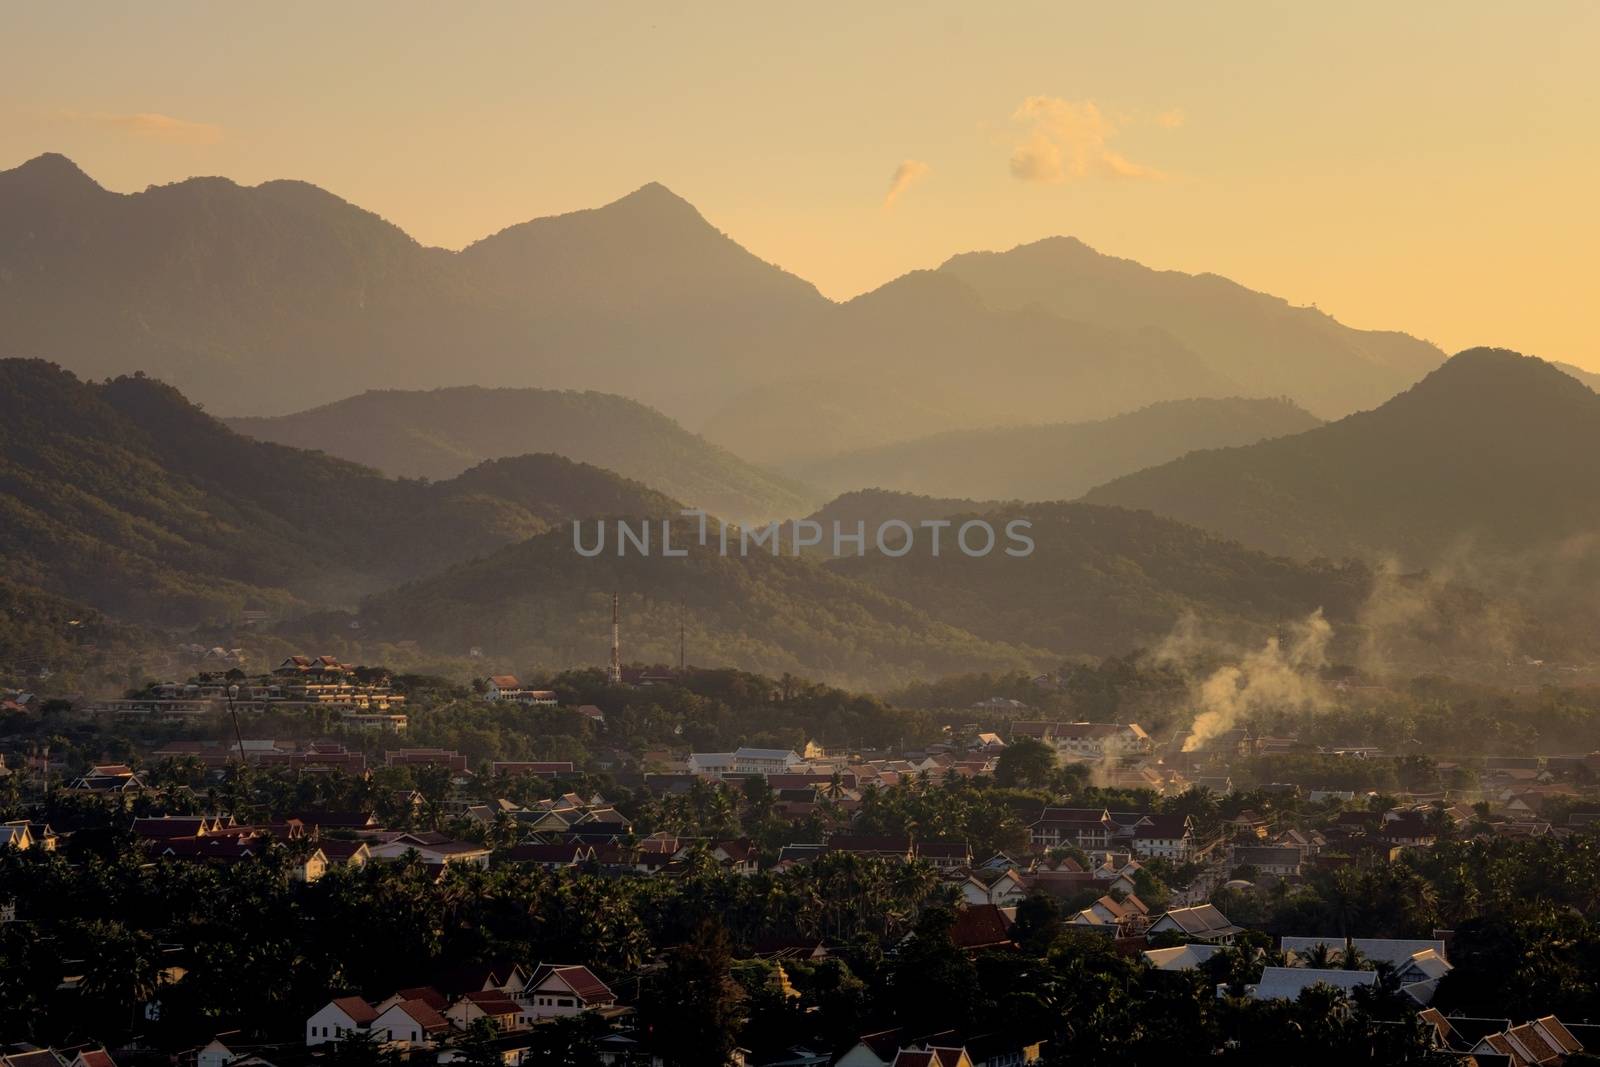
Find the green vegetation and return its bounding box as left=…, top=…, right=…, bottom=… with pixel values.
left=0, top=360, right=676, bottom=625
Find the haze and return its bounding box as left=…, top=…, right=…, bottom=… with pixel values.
left=3, top=1, right=1597, bottom=372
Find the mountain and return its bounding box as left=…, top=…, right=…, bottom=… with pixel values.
left=4, top=154, right=1438, bottom=459
left=826, top=500, right=1373, bottom=658
left=0, top=359, right=675, bottom=624
left=795, top=397, right=1323, bottom=500
left=1084, top=348, right=1600, bottom=567
left=357, top=523, right=1047, bottom=690
left=1557, top=361, right=1600, bottom=392
left=698, top=270, right=1243, bottom=463
left=356, top=499, right=1394, bottom=688
left=940, top=237, right=1444, bottom=418
left=0, top=155, right=828, bottom=421
left=227, top=386, right=817, bottom=521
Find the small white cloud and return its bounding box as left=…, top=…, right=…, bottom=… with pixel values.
left=1008, top=97, right=1164, bottom=183
left=60, top=110, right=223, bottom=145
left=1155, top=107, right=1187, bottom=129
left=883, top=159, right=931, bottom=208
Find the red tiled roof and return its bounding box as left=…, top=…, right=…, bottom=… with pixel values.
left=391, top=986, right=448, bottom=1011
left=950, top=904, right=1013, bottom=949
left=331, top=996, right=379, bottom=1024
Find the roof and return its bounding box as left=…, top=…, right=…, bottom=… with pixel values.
left=1152, top=905, right=1238, bottom=937
left=456, top=990, right=522, bottom=1017
left=1250, top=967, right=1378, bottom=1001
left=330, top=996, right=379, bottom=1024
left=381, top=998, right=452, bottom=1033
left=391, top=986, right=448, bottom=1011
left=531, top=964, right=614, bottom=1003
left=1142, top=944, right=1222, bottom=971
left=1280, top=937, right=1447, bottom=967
left=949, top=904, right=1013, bottom=950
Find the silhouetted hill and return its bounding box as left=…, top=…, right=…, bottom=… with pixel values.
left=228, top=386, right=815, bottom=521
left=796, top=397, right=1323, bottom=499
left=941, top=237, right=1443, bottom=418
left=1084, top=349, right=1600, bottom=566
left=0, top=360, right=675, bottom=624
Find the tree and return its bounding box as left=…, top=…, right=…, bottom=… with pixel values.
left=643, top=920, right=745, bottom=1066
left=996, top=737, right=1056, bottom=788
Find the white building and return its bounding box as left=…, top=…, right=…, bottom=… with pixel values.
left=306, top=997, right=378, bottom=1046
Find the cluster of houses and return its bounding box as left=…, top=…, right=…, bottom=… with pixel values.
left=305, top=962, right=620, bottom=1049
left=87, top=657, right=408, bottom=732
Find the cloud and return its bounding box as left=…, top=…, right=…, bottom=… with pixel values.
left=1008, top=97, right=1163, bottom=183
left=883, top=159, right=930, bottom=208
left=1155, top=107, right=1187, bottom=129
left=60, top=110, right=223, bottom=145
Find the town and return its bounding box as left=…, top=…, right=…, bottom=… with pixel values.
left=4, top=652, right=1600, bottom=1066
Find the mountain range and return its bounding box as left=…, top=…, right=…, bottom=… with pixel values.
left=2, top=153, right=1449, bottom=467
left=226, top=386, right=816, bottom=522
left=795, top=397, right=1323, bottom=500
left=0, top=357, right=1443, bottom=687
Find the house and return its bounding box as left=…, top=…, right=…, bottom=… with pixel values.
left=1069, top=894, right=1149, bottom=935
left=1, top=822, right=35, bottom=850
left=68, top=764, right=145, bottom=793
left=1009, top=721, right=1151, bottom=761
left=504, top=842, right=595, bottom=869
left=1466, top=1016, right=1584, bottom=1065
left=948, top=905, right=1014, bottom=952
left=1228, top=846, right=1303, bottom=878
left=916, top=841, right=973, bottom=870
left=370, top=998, right=452, bottom=1047
left=1147, top=905, right=1242, bottom=944
left=66, top=1050, right=117, bottom=1067
left=1129, top=814, right=1197, bottom=862
left=687, top=748, right=804, bottom=779
left=491, top=761, right=575, bottom=778
left=522, top=964, right=616, bottom=1019
left=962, top=1033, right=1045, bottom=1067
left=367, top=832, right=492, bottom=867
left=1279, top=937, right=1447, bottom=969
left=1248, top=966, right=1378, bottom=1001
left=836, top=1029, right=906, bottom=1067
left=891, top=1049, right=972, bottom=1067
left=317, top=840, right=371, bottom=868
left=826, top=835, right=914, bottom=862
left=306, top=996, right=378, bottom=1045
left=1028, top=808, right=1111, bottom=850
left=484, top=675, right=558, bottom=706
left=447, top=990, right=525, bottom=1032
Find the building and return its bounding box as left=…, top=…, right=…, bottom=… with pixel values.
left=1009, top=721, right=1151, bottom=761
left=306, top=996, right=379, bottom=1045
left=1147, top=905, right=1242, bottom=944
left=687, top=747, right=804, bottom=779
left=522, top=964, right=617, bottom=1020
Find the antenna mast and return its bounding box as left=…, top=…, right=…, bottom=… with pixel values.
left=607, top=592, right=622, bottom=683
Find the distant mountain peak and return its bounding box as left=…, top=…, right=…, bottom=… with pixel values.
left=1406, top=346, right=1590, bottom=401
left=1, top=152, right=104, bottom=196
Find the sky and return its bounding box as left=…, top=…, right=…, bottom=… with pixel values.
left=4, top=2, right=1598, bottom=369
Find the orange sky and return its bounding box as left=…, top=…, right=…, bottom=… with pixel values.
left=4, top=2, right=1597, bottom=369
